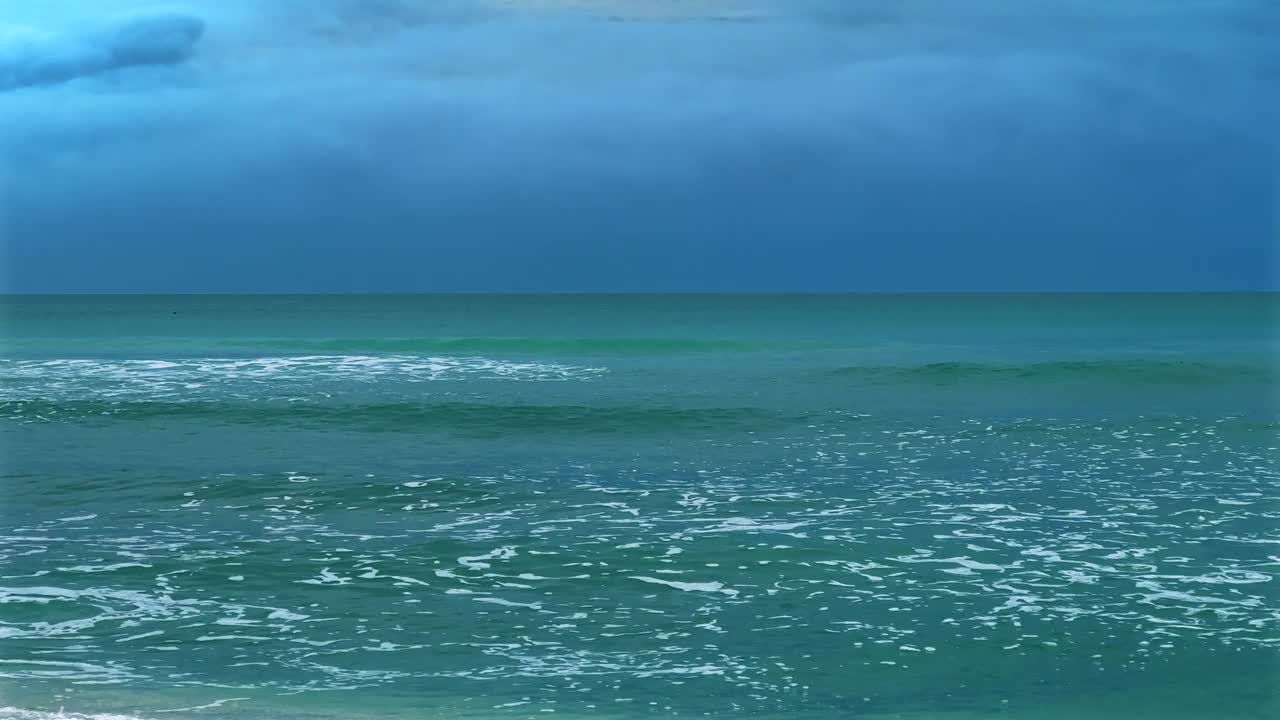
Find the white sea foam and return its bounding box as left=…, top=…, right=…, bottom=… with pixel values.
left=473, top=597, right=543, bottom=609
left=692, top=518, right=810, bottom=534
left=458, top=546, right=518, bottom=570
left=631, top=576, right=739, bottom=597
left=0, top=709, right=144, bottom=720
left=155, top=698, right=249, bottom=713
left=0, top=659, right=141, bottom=684
left=0, top=355, right=606, bottom=403
left=2, top=413, right=1275, bottom=707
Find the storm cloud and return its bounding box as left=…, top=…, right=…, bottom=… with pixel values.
left=0, top=10, right=204, bottom=91
left=1, top=1, right=1275, bottom=292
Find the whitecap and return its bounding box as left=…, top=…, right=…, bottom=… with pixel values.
left=631, top=576, right=739, bottom=597
left=458, top=546, right=518, bottom=570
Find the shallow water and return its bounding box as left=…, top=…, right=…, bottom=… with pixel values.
left=2, top=295, right=1277, bottom=719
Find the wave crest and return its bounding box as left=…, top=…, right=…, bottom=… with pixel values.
left=0, top=399, right=777, bottom=434
left=0, top=355, right=605, bottom=403
left=829, top=359, right=1275, bottom=385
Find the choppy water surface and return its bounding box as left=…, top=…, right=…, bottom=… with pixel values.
left=1, top=295, right=1277, bottom=719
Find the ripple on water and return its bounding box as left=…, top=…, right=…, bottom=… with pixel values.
left=1, top=415, right=1276, bottom=714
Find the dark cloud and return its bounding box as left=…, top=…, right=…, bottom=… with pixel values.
left=0, top=11, right=204, bottom=92
left=0, top=1, right=1275, bottom=292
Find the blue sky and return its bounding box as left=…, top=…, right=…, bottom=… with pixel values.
left=1, top=0, right=1276, bottom=292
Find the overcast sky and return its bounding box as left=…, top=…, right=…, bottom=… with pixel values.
left=1, top=0, right=1276, bottom=292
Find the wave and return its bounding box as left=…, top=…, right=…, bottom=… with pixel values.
left=0, top=356, right=605, bottom=403
left=0, top=710, right=144, bottom=720
left=1, top=336, right=829, bottom=357
left=0, top=399, right=783, bottom=434
left=233, top=336, right=779, bottom=355
left=828, top=359, right=1278, bottom=386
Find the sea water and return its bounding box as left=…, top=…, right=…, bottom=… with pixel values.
left=1, top=294, right=1277, bottom=719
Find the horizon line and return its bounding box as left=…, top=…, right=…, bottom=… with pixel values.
left=2, top=290, right=1278, bottom=297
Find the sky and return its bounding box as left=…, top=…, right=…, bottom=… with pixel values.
left=0, top=0, right=1276, bottom=293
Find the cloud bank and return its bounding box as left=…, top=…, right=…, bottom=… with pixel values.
left=1, top=0, right=1275, bottom=291
left=0, top=11, right=204, bottom=92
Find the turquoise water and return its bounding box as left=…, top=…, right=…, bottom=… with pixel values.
left=1, top=294, right=1277, bottom=719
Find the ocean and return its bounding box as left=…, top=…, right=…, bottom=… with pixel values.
left=1, top=294, right=1277, bottom=719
